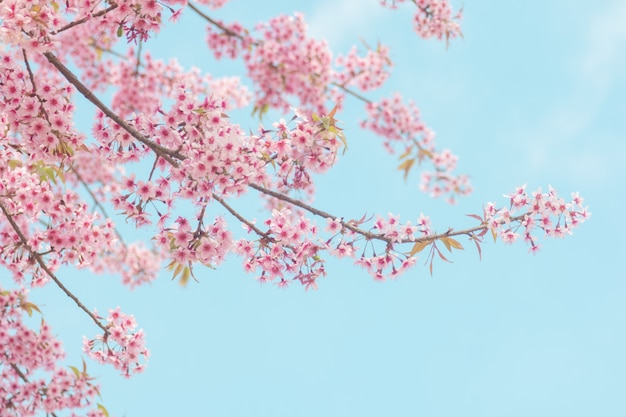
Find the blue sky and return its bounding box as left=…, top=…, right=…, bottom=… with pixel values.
left=24, top=1, right=626, bottom=416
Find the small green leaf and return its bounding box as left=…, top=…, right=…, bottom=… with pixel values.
left=8, top=159, right=23, bottom=169
left=69, top=365, right=81, bottom=379
left=117, top=25, right=123, bottom=37
left=252, top=103, right=269, bottom=119
left=97, top=403, right=110, bottom=417
left=261, top=152, right=276, bottom=170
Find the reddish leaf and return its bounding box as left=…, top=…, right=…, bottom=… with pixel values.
left=473, top=239, right=482, bottom=260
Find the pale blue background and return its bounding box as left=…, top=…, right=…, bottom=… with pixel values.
left=23, top=1, right=625, bottom=416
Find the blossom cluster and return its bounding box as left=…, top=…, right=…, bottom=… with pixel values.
left=235, top=208, right=325, bottom=290
left=83, top=307, right=149, bottom=378
left=333, top=44, right=392, bottom=92
left=0, top=51, right=84, bottom=166
left=1, top=287, right=104, bottom=417
left=264, top=113, right=344, bottom=192
left=339, top=213, right=431, bottom=281
left=484, top=185, right=590, bottom=253
left=361, top=94, right=472, bottom=202
left=380, top=0, right=463, bottom=41
left=0, top=150, right=117, bottom=285
left=245, top=13, right=333, bottom=113
left=201, top=8, right=470, bottom=203
left=205, top=12, right=397, bottom=118
left=207, top=13, right=335, bottom=113
left=0, top=0, right=590, bottom=415
left=0, top=0, right=188, bottom=54
left=194, top=0, right=231, bottom=10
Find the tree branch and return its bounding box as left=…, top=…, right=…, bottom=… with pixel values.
left=52, top=3, right=119, bottom=35
left=248, top=183, right=524, bottom=246
left=43, top=52, right=185, bottom=166
left=0, top=201, right=109, bottom=335
left=212, top=193, right=271, bottom=239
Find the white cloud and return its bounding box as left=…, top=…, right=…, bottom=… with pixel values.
left=306, top=0, right=384, bottom=48
left=512, top=1, right=626, bottom=186
left=507, top=104, right=600, bottom=183
left=580, top=1, right=626, bottom=90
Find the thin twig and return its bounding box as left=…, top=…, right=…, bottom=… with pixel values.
left=331, top=82, right=372, bottom=104
left=0, top=201, right=109, bottom=334
left=8, top=363, right=59, bottom=417
left=187, top=1, right=247, bottom=40
left=52, top=3, right=119, bottom=35
left=43, top=52, right=185, bottom=166
left=248, top=183, right=524, bottom=245
left=70, top=167, right=126, bottom=246
left=212, top=193, right=271, bottom=239
left=43, top=11, right=484, bottom=252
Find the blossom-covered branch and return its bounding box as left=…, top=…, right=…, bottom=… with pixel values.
left=0, top=1, right=589, bottom=415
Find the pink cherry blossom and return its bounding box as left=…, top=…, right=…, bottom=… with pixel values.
left=0, top=1, right=589, bottom=415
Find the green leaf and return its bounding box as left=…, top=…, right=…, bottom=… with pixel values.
left=261, top=152, right=276, bottom=170
left=8, top=159, right=22, bottom=169
left=69, top=365, right=81, bottom=379
left=252, top=103, right=269, bottom=119
left=117, top=25, right=124, bottom=37
left=97, top=403, right=110, bottom=417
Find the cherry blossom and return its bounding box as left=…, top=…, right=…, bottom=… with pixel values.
left=1, top=287, right=105, bottom=417
left=380, top=0, right=463, bottom=42
left=0, top=0, right=589, bottom=415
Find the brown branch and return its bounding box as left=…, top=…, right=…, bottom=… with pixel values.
left=0, top=201, right=109, bottom=335
left=70, top=167, right=127, bottom=246
left=248, top=183, right=525, bottom=246
left=8, top=364, right=59, bottom=417
left=52, top=3, right=119, bottom=35
left=212, top=193, right=271, bottom=239
left=331, top=82, right=372, bottom=104
left=43, top=52, right=185, bottom=166
left=189, top=2, right=376, bottom=108
left=9, top=363, right=61, bottom=417
left=42, top=15, right=477, bottom=255
left=187, top=1, right=248, bottom=40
